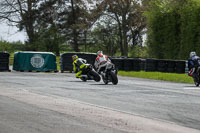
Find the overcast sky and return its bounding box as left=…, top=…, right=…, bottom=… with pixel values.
left=0, top=22, right=26, bottom=43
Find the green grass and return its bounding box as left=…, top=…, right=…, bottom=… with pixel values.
left=118, top=71, right=193, bottom=84
left=56, top=56, right=60, bottom=70
left=9, top=53, right=14, bottom=66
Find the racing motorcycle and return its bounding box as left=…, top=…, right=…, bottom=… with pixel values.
left=80, top=64, right=101, bottom=82
left=98, top=62, right=118, bottom=85
left=193, top=60, right=200, bottom=86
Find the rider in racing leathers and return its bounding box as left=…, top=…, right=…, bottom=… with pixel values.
left=72, top=55, right=87, bottom=78
left=94, top=51, right=111, bottom=74
left=188, top=51, right=200, bottom=81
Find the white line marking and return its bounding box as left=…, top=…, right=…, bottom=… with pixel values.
left=183, top=87, right=200, bottom=90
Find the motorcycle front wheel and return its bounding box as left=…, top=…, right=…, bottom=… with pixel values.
left=194, top=81, right=199, bottom=87
left=110, top=71, right=118, bottom=85
left=194, top=77, right=199, bottom=87
left=102, top=76, right=108, bottom=84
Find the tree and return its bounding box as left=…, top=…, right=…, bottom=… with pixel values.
left=0, top=0, right=38, bottom=46
left=57, top=0, right=104, bottom=52
left=103, top=0, right=146, bottom=56
left=89, top=18, right=120, bottom=56
left=33, top=0, right=64, bottom=55
left=145, top=0, right=200, bottom=59
left=0, top=0, right=61, bottom=49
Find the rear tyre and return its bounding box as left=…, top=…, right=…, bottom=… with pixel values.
left=81, top=77, right=87, bottom=82
left=110, top=71, right=118, bottom=85
left=194, top=76, right=199, bottom=87
left=90, top=70, right=101, bottom=82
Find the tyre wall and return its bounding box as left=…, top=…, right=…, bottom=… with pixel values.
left=0, top=52, right=10, bottom=72
left=60, top=52, right=96, bottom=72
left=60, top=53, right=186, bottom=74
left=110, top=58, right=186, bottom=74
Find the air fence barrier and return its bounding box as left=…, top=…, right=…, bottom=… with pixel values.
left=13, top=51, right=57, bottom=72
left=59, top=53, right=187, bottom=74
left=0, top=52, right=10, bottom=72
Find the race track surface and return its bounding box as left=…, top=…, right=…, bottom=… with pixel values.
left=0, top=72, right=200, bottom=133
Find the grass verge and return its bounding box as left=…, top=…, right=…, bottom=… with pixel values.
left=9, top=53, right=14, bottom=66
left=56, top=56, right=60, bottom=70
left=118, top=71, right=193, bottom=84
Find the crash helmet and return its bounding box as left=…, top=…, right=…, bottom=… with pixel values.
left=97, top=50, right=103, bottom=56
left=190, top=51, right=196, bottom=58
left=72, top=55, right=78, bottom=61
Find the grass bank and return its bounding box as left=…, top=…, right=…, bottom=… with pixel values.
left=118, top=71, right=193, bottom=84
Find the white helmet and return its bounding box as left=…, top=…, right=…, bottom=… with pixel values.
left=190, top=51, right=196, bottom=58
left=97, top=50, right=103, bottom=56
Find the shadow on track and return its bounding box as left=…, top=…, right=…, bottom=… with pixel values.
left=89, top=83, right=113, bottom=86
left=69, top=80, right=93, bottom=83
left=184, top=85, right=199, bottom=88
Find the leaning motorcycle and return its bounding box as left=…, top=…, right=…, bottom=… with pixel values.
left=99, top=62, right=118, bottom=85
left=80, top=64, right=101, bottom=82
left=193, top=61, right=200, bottom=86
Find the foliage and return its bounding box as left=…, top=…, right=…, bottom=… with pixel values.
left=56, top=0, right=104, bottom=52
left=87, top=19, right=120, bottom=56
left=178, top=0, right=200, bottom=59
left=103, top=0, right=146, bottom=56
left=129, top=46, right=149, bottom=58
left=0, top=41, right=12, bottom=52
left=0, top=41, right=24, bottom=53
left=33, top=25, right=65, bottom=56
left=145, top=0, right=200, bottom=60
left=0, top=0, right=148, bottom=56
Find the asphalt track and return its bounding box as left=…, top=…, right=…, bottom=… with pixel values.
left=0, top=72, right=200, bottom=133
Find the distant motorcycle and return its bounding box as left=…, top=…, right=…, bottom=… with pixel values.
left=80, top=64, right=101, bottom=82
left=99, top=62, right=118, bottom=85
left=193, top=60, right=200, bottom=86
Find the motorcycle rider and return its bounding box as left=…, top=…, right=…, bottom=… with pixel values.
left=188, top=52, right=200, bottom=80
left=72, top=55, right=87, bottom=78
left=94, top=50, right=111, bottom=74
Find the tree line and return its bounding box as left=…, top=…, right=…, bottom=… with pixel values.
left=0, top=0, right=199, bottom=60
left=0, top=0, right=146, bottom=56
left=145, top=0, right=200, bottom=60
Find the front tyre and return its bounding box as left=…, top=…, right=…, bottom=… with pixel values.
left=194, top=81, right=199, bottom=87
left=90, top=70, right=101, bottom=82
left=194, top=76, right=200, bottom=87
left=110, top=71, right=118, bottom=85
left=102, top=76, right=108, bottom=84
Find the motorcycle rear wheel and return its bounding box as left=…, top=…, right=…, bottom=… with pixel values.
left=80, top=77, right=87, bottom=82
left=90, top=70, right=101, bottom=82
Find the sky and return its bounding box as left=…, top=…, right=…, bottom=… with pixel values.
left=0, top=22, right=26, bottom=43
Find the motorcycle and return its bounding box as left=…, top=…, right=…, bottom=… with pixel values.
left=193, top=61, right=200, bottom=87
left=99, top=62, right=118, bottom=85
left=80, top=64, right=101, bottom=82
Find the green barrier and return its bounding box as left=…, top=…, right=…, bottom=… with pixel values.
left=13, top=51, right=57, bottom=72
